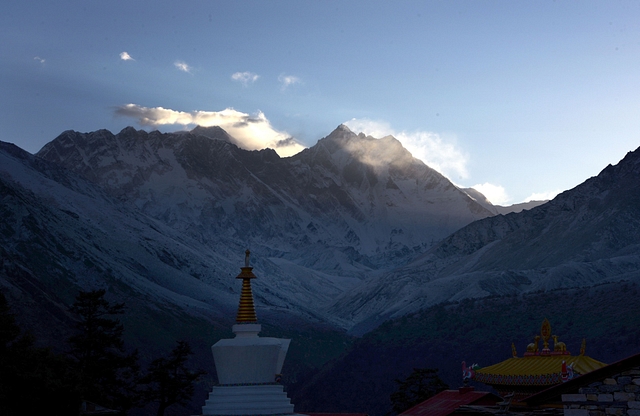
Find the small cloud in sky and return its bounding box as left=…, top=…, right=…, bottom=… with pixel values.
left=278, top=74, right=301, bottom=90
left=471, top=183, right=510, bottom=206
left=232, top=71, right=259, bottom=86
left=524, top=189, right=560, bottom=202
left=344, top=118, right=469, bottom=180
left=34, top=56, right=45, bottom=64
left=174, top=60, right=192, bottom=73
left=120, top=51, right=135, bottom=61
left=114, top=104, right=305, bottom=157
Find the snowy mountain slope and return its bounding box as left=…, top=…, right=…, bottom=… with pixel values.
left=332, top=146, right=640, bottom=332
left=0, top=140, right=351, bottom=333
left=35, top=124, right=494, bottom=286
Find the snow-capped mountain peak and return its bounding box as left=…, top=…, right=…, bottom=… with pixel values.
left=26, top=124, right=496, bottom=327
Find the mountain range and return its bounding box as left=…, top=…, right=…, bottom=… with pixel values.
left=4, top=124, right=639, bottom=330
left=4, top=123, right=638, bottom=337
left=3, top=123, right=640, bottom=414
left=21, top=124, right=498, bottom=329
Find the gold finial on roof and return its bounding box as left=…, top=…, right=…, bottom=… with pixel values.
left=552, top=335, right=568, bottom=353
left=580, top=338, right=586, bottom=356
left=512, top=342, right=517, bottom=358
left=235, top=250, right=258, bottom=323
left=541, top=318, right=551, bottom=351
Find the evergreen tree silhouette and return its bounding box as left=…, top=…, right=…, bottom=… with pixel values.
left=141, top=340, right=205, bottom=416
left=389, top=367, right=448, bottom=414
left=68, top=289, right=141, bottom=413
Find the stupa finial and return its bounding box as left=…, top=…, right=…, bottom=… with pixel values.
left=235, top=249, right=258, bottom=323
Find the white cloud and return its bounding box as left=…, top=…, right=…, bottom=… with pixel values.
left=344, top=118, right=469, bottom=180
left=524, top=190, right=560, bottom=202
left=471, top=183, right=510, bottom=206
left=278, top=74, right=301, bottom=90
left=232, top=71, right=259, bottom=86
left=114, top=104, right=305, bottom=157
left=174, top=60, right=192, bottom=73
left=34, top=56, right=45, bottom=64
left=120, top=52, right=134, bottom=61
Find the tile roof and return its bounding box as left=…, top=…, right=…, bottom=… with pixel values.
left=475, top=354, right=606, bottom=386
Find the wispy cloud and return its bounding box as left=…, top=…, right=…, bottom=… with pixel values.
left=232, top=71, right=259, bottom=86
left=278, top=74, right=301, bottom=90
left=120, top=51, right=135, bottom=61
left=114, top=104, right=305, bottom=157
left=344, top=118, right=469, bottom=181
left=524, top=190, right=560, bottom=202
left=174, top=60, right=192, bottom=73
left=33, top=56, right=45, bottom=64
left=471, top=183, right=510, bottom=206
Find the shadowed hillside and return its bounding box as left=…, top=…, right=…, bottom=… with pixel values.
left=291, top=281, right=640, bottom=416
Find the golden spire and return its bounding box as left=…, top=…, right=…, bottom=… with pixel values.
left=235, top=250, right=258, bottom=323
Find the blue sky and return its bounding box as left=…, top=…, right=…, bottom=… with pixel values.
left=2, top=1, right=639, bottom=204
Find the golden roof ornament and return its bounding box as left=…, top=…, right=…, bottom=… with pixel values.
left=541, top=318, right=552, bottom=352
left=553, top=335, right=567, bottom=353
left=235, top=249, right=258, bottom=323
left=523, top=319, right=572, bottom=356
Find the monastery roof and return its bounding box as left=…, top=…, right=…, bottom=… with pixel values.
left=400, top=388, right=501, bottom=416
left=475, top=354, right=606, bottom=386
left=472, top=319, right=607, bottom=387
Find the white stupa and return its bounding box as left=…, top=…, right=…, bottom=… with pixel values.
left=201, top=250, right=296, bottom=415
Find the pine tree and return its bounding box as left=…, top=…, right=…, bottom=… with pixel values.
left=389, top=367, right=449, bottom=414
left=141, top=340, right=205, bottom=416
left=68, top=289, right=141, bottom=412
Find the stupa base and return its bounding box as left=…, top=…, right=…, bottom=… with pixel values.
left=201, top=384, right=295, bottom=415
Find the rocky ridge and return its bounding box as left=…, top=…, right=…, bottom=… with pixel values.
left=332, top=145, right=640, bottom=332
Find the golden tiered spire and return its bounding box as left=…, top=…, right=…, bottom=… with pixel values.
left=235, top=250, right=258, bottom=323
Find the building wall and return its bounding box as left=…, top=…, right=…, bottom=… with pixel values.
left=561, top=366, right=640, bottom=416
